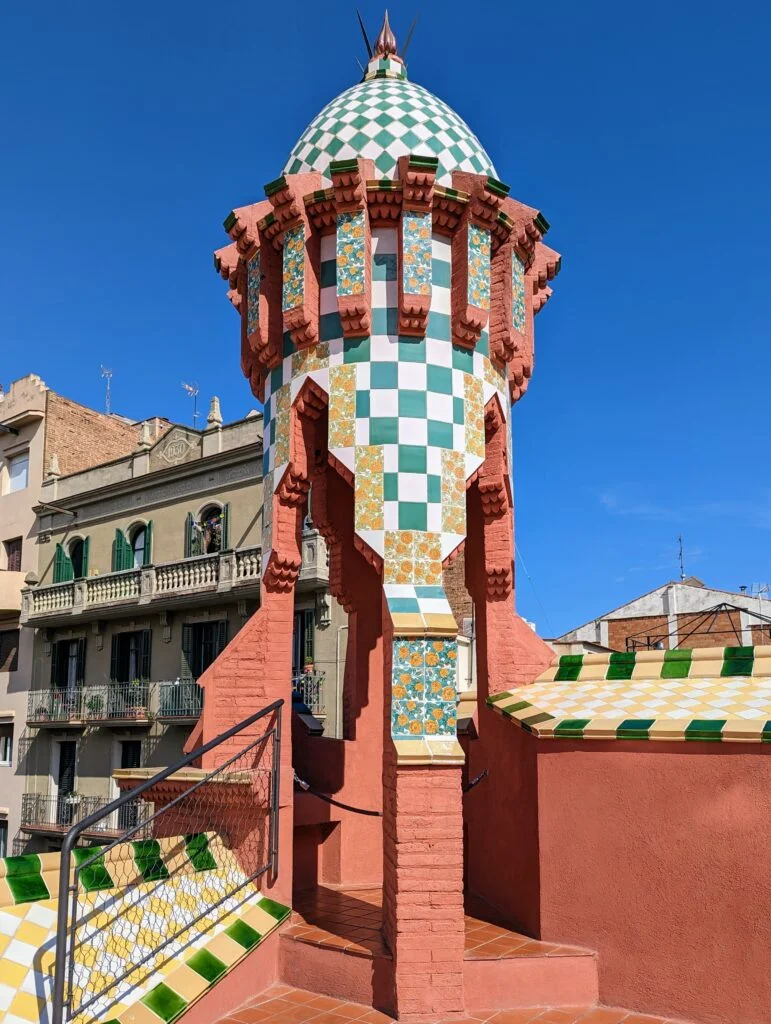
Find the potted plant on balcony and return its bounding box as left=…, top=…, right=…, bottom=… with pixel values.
left=85, top=694, right=104, bottom=720
left=34, top=703, right=50, bottom=721
left=124, top=678, right=147, bottom=719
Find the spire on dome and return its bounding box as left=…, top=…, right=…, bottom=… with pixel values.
left=374, top=11, right=398, bottom=57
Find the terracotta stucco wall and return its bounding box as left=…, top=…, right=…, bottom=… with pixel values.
left=537, top=742, right=771, bottom=1024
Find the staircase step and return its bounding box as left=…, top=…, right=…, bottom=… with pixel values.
left=213, top=984, right=699, bottom=1024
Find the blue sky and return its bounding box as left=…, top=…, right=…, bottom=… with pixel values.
left=2, top=0, right=769, bottom=635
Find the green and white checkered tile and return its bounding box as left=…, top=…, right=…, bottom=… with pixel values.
left=488, top=645, right=771, bottom=742
left=283, top=55, right=496, bottom=185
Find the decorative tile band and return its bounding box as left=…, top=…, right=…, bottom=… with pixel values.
left=247, top=251, right=261, bottom=337
left=489, top=647, right=771, bottom=743
left=402, top=213, right=432, bottom=297
left=467, top=224, right=491, bottom=311
left=391, top=637, right=458, bottom=739
left=336, top=211, right=366, bottom=297
left=355, top=445, right=384, bottom=532
left=512, top=251, right=525, bottom=333
left=282, top=225, right=305, bottom=311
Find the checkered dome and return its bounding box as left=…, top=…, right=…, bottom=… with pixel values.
left=283, top=57, right=496, bottom=185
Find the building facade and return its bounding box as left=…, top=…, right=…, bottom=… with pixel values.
left=0, top=374, right=151, bottom=856
left=16, top=400, right=344, bottom=854
left=556, top=577, right=771, bottom=651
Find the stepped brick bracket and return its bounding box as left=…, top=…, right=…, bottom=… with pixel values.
left=331, top=158, right=374, bottom=338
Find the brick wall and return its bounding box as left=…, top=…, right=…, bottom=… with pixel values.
left=443, top=549, right=473, bottom=630
left=44, top=392, right=142, bottom=476
left=676, top=610, right=744, bottom=648
left=607, top=615, right=670, bottom=651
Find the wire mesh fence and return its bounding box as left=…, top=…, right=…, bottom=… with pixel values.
left=52, top=700, right=282, bottom=1024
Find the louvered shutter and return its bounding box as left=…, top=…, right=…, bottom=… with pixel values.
left=81, top=537, right=90, bottom=577
left=53, top=543, right=73, bottom=584
left=181, top=624, right=194, bottom=680
left=58, top=742, right=77, bottom=794
left=144, top=521, right=153, bottom=565
left=139, top=630, right=152, bottom=680
left=221, top=504, right=231, bottom=550
left=51, top=640, right=61, bottom=687
left=215, top=620, right=228, bottom=657
left=75, top=638, right=86, bottom=684
left=303, top=609, right=315, bottom=665
left=184, top=513, right=194, bottom=558
left=110, top=635, right=119, bottom=683
left=112, top=529, right=123, bottom=572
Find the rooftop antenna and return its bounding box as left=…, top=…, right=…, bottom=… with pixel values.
left=356, top=9, right=373, bottom=58
left=677, top=535, right=686, bottom=582
left=181, top=381, right=200, bottom=429
left=100, top=366, right=113, bottom=415
left=402, top=15, right=418, bottom=59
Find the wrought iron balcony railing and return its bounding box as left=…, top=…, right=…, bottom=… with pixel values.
left=20, top=792, right=151, bottom=838
left=20, top=544, right=263, bottom=623
left=26, top=681, right=204, bottom=727
left=292, top=672, right=325, bottom=716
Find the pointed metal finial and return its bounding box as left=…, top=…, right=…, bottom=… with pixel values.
left=374, top=10, right=398, bottom=57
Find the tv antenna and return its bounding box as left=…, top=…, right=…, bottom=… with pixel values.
left=181, top=381, right=200, bottom=429
left=100, top=366, right=113, bottom=415
left=677, top=535, right=686, bottom=582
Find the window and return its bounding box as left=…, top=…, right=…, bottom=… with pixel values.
left=53, top=538, right=89, bottom=583
left=184, top=504, right=230, bottom=557
left=70, top=539, right=86, bottom=579
left=118, top=740, right=142, bottom=830
left=112, top=524, right=152, bottom=571
left=0, top=725, right=12, bottom=766
left=51, top=638, right=86, bottom=690
left=110, top=630, right=151, bottom=682
left=0, top=821, right=7, bottom=858
left=181, top=621, right=228, bottom=679
left=6, top=452, right=29, bottom=493
left=0, top=630, right=19, bottom=673
left=4, top=537, right=22, bottom=572
left=293, top=609, right=315, bottom=675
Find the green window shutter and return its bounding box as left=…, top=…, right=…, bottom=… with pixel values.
left=221, top=504, right=231, bottom=550
left=215, top=620, right=229, bottom=657
left=184, top=513, right=194, bottom=558
left=144, top=521, right=153, bottom=565
left=112, top=529, right=123, bottom=572
left=82, top=537, right=90, bottom=578
left=75, top=638, right=87, bottom=685
left=140, top=630, right=152, bottom=680
left=303, top=609, right=315, bottom=665
left=181, top=624, right=195, bottom=680
left=53, top=543, right=74, bottom=584
left=109, top=635, right=119, bottom=682
left=51, top=640, right=61, bottom=686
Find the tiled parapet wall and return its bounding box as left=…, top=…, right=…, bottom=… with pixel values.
left=488, top=645, right=771, bottom=742
left=391, top=637, right=459, bottom=739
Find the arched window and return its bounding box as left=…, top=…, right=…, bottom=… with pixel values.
left=131, top=526, right=146, bottom=568
left=199, top=506, right=223, bottom=554
left=69, top=538, right=88, bottom=579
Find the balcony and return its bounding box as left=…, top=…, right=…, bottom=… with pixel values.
left=292, top=672, right=326, bottom=718
left=20, top=792, right=151, bottom=840
left=20, top=544, right=262, bottom=626
left=0, top=568, right=26, bottom=615
left=298, top=528, right=329, bottom=589
left=26, top=681, right=204, bottom=728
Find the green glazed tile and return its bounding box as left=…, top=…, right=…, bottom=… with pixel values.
left=398, top=389, right=427, bottom=418
left=397, top=337, right=426, bottom=363
left=427, top=420, right=453, bottom=448
left=184, top=833, right=217, bottom=873
left=7, top=872, right=49, bottom=905
left=73, top=846, right=114, bottom=892
left=320, top=260, right=336, bottom=288
left=141, top=983, right=188, bottom=1023
left=451, top=344, right=473, bottom=373
left=258, top=897, right=291, bottom=923
left=555, top=654, right=583, bottom=682
left=225, top=919, right=261, bottom=950
left=554, top=718, right=591, bottom=737
left=186, top=948, right=228, bottom=984
left=427, top=475, right=441, bottom=502
left=399, top=502, right=427, bottom=531
left=132, top=839, right=170, bottom=883
left=343, top=336, right=370, bottom=363
left=355, top=390, right=370, bottom=417
left=685, top=720, right=726, bottom=741
left=398, top=445, right=426, bottom=473
left=606, top=652, right=635, bottom=680
left=661, top=649, right=692, bottom=679
left=370, top=417, right=398, bottom=445
left=371, top=361, right=398, bottom=389
left=427, top=365, right=452, bottom=395
left=616, top=719, right=655, bottom=740
left=384, top=473, right=398, bottom=501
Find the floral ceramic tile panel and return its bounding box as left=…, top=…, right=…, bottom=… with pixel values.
left=328, top=364, right=356, bottom=449
left=292, top=341, right=329, bottom=376
left=282, top=225, right=305, bottom=311
left=391, top=638, right=458, bottom=738
left=413, top=532, right=442, bottom=586
left=262, top=470, right=274, bottom=551
left=467, top=224, right=491, bottom=311
left=336, top=211, right=366, bottom=296
left=272, top=387, right=291, bottom=468
left=384, top=530, right=415, bottom=585
left=464, top=373, right=485, bottom=459
left=355, top=445, right=384, bottom=531
left=402, top=213, right=432, bottom=296
left=483, top=354, right=506, bottom=391
left=441, top=449, right=466, bottom=534
left=393, top=639, right=426, bottom=701
left=247, top=251, right=260, bottom=336
left=392, top=697, right=425, bottom=736
left=512, top=251, right=526, bottom=333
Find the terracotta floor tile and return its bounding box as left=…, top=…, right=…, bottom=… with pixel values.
left=357, top=1011, right=394, bottom=1023
left=532, top=1011, right=588, bottom=1023
left=575, top=1010, right=631, bottom=1024
left=489, top=1010, right=543, bottom=1023
left=621, top=1016, right=669, bottom=1023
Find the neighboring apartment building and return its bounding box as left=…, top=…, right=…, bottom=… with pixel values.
left=0, top=374, right=149, bottom=856
left=16, top=398, right=342, bottom=854
left=556, top=577, right=771, bottom=651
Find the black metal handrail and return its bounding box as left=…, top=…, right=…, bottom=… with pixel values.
left=52, top=698, right=283, bottom=1024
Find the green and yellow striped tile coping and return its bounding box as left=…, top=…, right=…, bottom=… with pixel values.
left=0, top=833, right=290, bottom=1024
left=487, top=646, right=771, bottom=742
